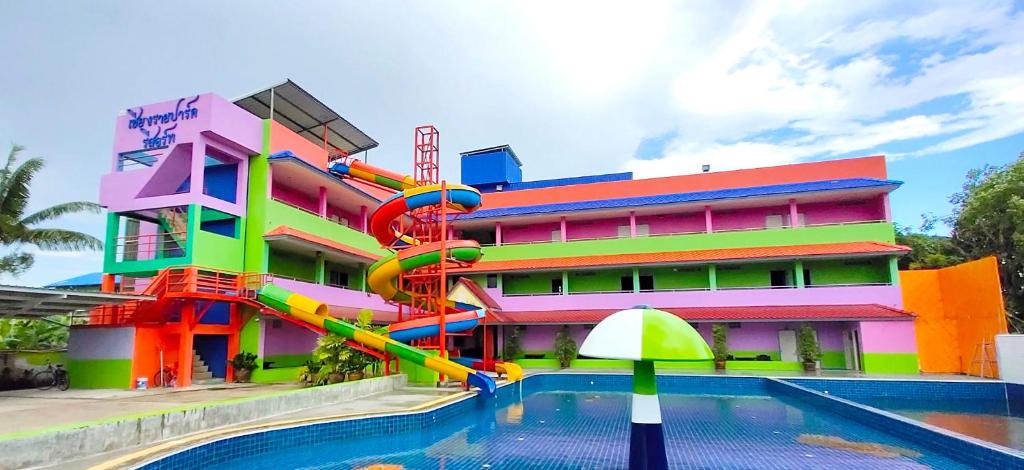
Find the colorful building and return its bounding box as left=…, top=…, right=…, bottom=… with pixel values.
left=69, top=81, right=925, bottom=389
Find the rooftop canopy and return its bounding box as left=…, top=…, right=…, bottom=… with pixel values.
left=0, top=285, right=151, bottom=319
left=234, top=79, right=378, bottom=156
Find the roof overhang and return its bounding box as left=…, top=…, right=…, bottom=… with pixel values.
left=268, top=153, right=382, bottom=206
left=0, top=285, right=153, bottom=319
left=234, top=80, right=378, bottom=156
left=491, top=304, right=914, bottom=324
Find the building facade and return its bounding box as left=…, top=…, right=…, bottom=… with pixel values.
left=69, top=83, right=919, bottom=389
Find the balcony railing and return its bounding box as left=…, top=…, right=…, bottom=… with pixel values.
left=474, top=219, right=890, bottom=247
left=497, top=282, right=894, bottom=297
left=115, top=231, right=187, bottom=262
left=270, top=197, right=359, bottom=231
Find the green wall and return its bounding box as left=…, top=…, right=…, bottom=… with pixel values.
left=268, top=248, right=316, bottom=281
left=479, top=222, right=896, bottom=262
left=243, top=120, right=272, bottom=273
left=648, top=266, right=709, bottom=289
left=861, top=353, right=919, bottom=374
left=503, top=272, right=561, bottom=295
left=716, top=262, right=793, bottom=288
left=264, top=200, right=387, bottom=259
left=820, top=351, right=847, bottom=369
left=804, top=259, right=889, bottom=285
left=568, top=269, right=631, bottom=293
left=67, top=359, right=132, bottom=389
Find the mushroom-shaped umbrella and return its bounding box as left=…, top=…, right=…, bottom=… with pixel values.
left=580, top=306, right=712, bottom=470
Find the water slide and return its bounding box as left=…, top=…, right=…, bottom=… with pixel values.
left=256, top=284, right=496, bottom=395
left=332, top=159, right=522, bottom=382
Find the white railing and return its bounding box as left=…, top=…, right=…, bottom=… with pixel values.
left=497, top=282, right=893, bottom=297
left=270, top=197, right=362, bottom=231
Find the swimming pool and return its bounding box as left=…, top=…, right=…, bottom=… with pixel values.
left=790, top=378, right=1024, bottom=451
left=140, top=375, right=1022, bottom=469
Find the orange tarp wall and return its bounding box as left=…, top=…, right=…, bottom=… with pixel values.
left=901, top=256, right=1008, bottom=377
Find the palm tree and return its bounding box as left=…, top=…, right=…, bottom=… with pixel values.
left=0, top=144, right=102, bottom=276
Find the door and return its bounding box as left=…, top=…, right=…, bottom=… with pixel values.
left=779, top=330, right=797, bottom=362
left=843, top=329, right=863, bottom=371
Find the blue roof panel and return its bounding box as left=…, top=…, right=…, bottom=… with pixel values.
left=459, top=178, right=901, bottom=220
left=45, top=272, right=114, bottom=288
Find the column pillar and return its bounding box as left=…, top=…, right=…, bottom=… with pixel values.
left=561, top=271, right=569, bottom=295
left=177, top=301, right=195, bottom=388
left=704, top=206, right=713, bottom=233
left=788, top=198, right=799, bottom=227
left=318, top=186, right=328, bottom=218
left=362, top=265, right=368, bottom=292
left=101, top=274, right=116, bottom=293
left=360, top=205, right=368, bottom=233
left=496, top=273, right=504, bottom=291
left=560, top=216, right=568, bottom=242
left=314, top=251, right=326, bottom=285
left=632, top=267, right=640, bottom=293
left=795, top=260, right=805, bottom=288
left=882, top=194, right=892, bottom=221
left=226, top=303, right=240, bottom=383
left=888, top=256, right=900, bottom=286
left=495, top=222, right=503, bottom=246
left=189, top=136, right=206, bottom=197
left=629, top=211, right=637, bottom=238
left=708, top=265, right=717, bottom=291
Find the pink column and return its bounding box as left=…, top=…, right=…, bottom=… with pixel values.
left=560, top=216, right=568, bottom=242
left=704, top=206, right=713, bottom=233
left=629, top=211, right=637, bottom=238
left=360, top=205, right=368, bottom=233
left=788, top=198, right=799, bottom=227
left=190, top=136, right=206, bottom=197
left=317, top=186, right=328, bottom=218
left=495, top=222, right=503, bottom=246
left=882, top=194, right=892, bottom=221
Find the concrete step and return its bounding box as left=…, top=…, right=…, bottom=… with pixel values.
left=193, top=364, right=209, bottom=374
left=192, top=371, right=213, bottom=381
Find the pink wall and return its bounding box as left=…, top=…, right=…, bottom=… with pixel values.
left=269, top=120, right=328, bottom=170
left=485, top=285, right=904, bottom=311
left=503, top=222, right=560, bottom=244
left=637, top=212, right=706, bottom=235
left=272, top=183, right=318, bottom=213
left=801, top=197, right=885, bottom=225
left=712, top=205, right=789, bottom=231
left=520, top=325, right=591, bottom=352
left=274, top=278, right=395, bottom=314
left=566, top=218, right=629, bottom=240
left=262, top=318, right=318, bottom=356
left=859, top=320, right=918, bottom=353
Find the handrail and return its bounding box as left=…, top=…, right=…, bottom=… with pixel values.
left=497, top=283, right=892, bottom=297
left=473, top=219, right=890, bottom=247
left=270, top=197, right=357, bottom=230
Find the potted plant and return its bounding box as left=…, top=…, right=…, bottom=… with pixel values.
left=503, top=326, right=522, bottom=361
left=229, top=352, right=258, bottom=383
left=797, top=324, right=821, bottom=372
left=298, top=359, right=322, bottom=387
left=554, top=325, right=578, bottom=368
left=345, top=350, right=372, bottom=381
left=315, top=334, right=350, bottom=384
left=712, top=324, right=729, bottom=370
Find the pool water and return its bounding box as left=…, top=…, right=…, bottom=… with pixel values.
left=195, top=377, right=972, bottom=470
left=855, top=397, right=1024, bottom=451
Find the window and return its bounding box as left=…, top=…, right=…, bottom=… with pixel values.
left=770, top=270, right=789, bottom=287
left=551, top=278, right=563, bottom=293
left=636, top=224, right=650, bottom=236
left=617, top=225, right=630, bottom=238
left=803, top=269, right=812, bottom=286
left=486, top=274, right=498, bottom=288
left=620, top=276, right=633, bottom=291
left=551, top=229, right=562, bottom=242
left=328, top=270, right=349, bottom=288
left=765, top=214, right=785, bottom=229
left=638, top=275, right=654, bottom=291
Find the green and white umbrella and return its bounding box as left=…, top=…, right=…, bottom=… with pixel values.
left=580, top=306, right=712, bottom=470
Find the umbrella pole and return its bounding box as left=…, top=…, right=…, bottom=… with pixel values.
left=630, top=360, right=667, bottom=470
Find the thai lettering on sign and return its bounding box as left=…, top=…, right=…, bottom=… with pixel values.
left=126, top=96, right=200, bottom=150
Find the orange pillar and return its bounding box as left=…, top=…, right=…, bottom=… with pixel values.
left=226, top=303, right=240, bottom=383
left=482, top=317, right=494, bottom=371
left=101, top=273, right=116, bottom=293
left=177, top=301, right=195, bottom=387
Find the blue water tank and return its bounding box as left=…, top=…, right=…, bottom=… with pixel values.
left=460, top=145, right=522, bottom=191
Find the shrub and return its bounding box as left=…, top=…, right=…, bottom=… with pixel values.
left=797, top=324, right=821, bottom=364
left=503, top=326, right=522, bottom=360
left=229, top=352, right=258, bottom=371
left=712, top=324, right=729, bottom=362
left=554, top=326, right=578, bottom=368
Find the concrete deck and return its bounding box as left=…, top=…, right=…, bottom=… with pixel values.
left=0, top=382, right=300, bottom=436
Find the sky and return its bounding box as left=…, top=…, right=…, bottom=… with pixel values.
left=0, top=1, right=1022, bottom=287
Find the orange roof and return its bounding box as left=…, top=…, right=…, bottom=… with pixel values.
left=451, top=241, right=908, bottom=273
left=482, top=155, right=887, bottom=209
left=264, top=226, right=381, bottom=261
left=490, top=304, right=914, bottom=324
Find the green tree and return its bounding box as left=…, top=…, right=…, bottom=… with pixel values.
left=0, top=317, right=69, bottom=349
left=0, top=145, right=102, bottom=275
left=948, top=154, right=1024, bottom=332
left=894, top=214, right=964, bottom=270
